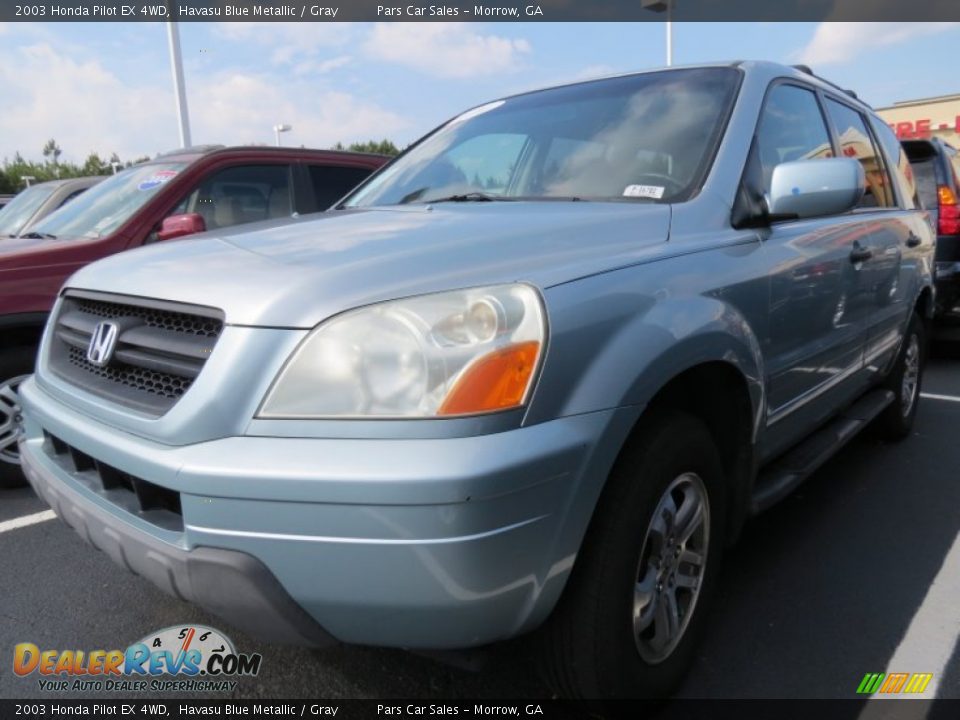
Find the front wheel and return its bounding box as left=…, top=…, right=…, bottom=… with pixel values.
left=0, top=346, right=36, bottom=489
left=875, top=313, right=925, bottom=441
left=541, top=409, right=726, bottom=699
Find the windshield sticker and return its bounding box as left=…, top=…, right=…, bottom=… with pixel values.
left=137, top=170, right=179, bottom=192
left=623, top=184, right=665, bottom=199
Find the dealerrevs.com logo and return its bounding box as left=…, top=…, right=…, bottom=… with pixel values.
left=14, top=625, right=262, bottom=692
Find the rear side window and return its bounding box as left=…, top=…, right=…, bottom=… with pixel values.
left=825, top=99, right=895, bottom=209
left=870, top=118, right=917, bottom=209
left=754, top=85, right=833, bottom=195
left=308, top=164, right=374, bottom=210
left=172, top=164, right=292, bottom=230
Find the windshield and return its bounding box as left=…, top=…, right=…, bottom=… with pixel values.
left=0, top=183, right=56, bottom=237
left=29, top=162, right=188, bottom=239
left=345, top=67, right=740, bottom=208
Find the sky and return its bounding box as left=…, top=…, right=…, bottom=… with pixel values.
left=1, top=21, right=959, bottom=164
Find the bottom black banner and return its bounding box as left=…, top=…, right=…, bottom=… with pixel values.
left=1, top=699, right=957, bottom=720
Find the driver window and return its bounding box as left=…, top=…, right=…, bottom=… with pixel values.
left=755, top=85, right=833, bottom=196
left=169, top=164, right=291, bottom=231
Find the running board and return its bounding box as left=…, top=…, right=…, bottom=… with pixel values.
left=750, top=389, right=895, bottom=515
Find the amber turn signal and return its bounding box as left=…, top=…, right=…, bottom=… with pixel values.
left=438, top=341, right=541, bottom=415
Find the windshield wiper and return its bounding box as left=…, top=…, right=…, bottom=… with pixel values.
left=426, top=192, right=508, bottom=204
left=18, top=231, right=57, bottom=239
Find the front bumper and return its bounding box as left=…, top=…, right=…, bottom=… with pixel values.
left=19, top=377, right=635, bottom=649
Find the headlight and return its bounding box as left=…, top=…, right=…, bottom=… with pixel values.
left=258, top=284, right=546, bottom=418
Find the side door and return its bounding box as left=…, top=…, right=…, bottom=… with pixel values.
left=153, top=162, right=295, bottom=240
left=842, top=110, right=926, bottom=376
left=752, top=84, right=874, bottom=456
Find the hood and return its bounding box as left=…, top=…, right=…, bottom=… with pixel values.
left=0, top=233, right=107, bottom=270
left=65, top=202, right=672, bottom=328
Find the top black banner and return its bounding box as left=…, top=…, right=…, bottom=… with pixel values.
left=4, top=0, right=960, bottom=22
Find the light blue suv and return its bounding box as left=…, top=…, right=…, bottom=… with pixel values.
left=18, top=62, right=934, bottom=698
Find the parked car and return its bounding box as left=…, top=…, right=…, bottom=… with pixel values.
left=18, top=62, right=933, bottom=699
left=901, top=137, right=960, bottom=318
left=0, top=145, right=388, bottom=486
left=0, top=176, right=102, bottom=241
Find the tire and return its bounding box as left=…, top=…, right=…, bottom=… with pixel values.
left=0, top=346, right=36, bottom=489
left=875, top=313, right=925, bottom=441
left=542, top=409, right=727, bottom=699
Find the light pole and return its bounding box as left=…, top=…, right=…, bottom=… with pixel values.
left=273, top=124, right=292, bottom=147
left=22, top=176, right=36, bottom=188
left=641, top=0, right=673, bottom=67
left=166, top=20, right=192, bottom=147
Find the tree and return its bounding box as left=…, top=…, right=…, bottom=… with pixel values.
left=333, top=139, right=401, bottom=156
left=42, top=139, right=62, bottom=165
left=81, top=153, right=106, bottom=176
left=1, top=147, right=146, bottom=190
left=0, top=168, right=14, bottom=195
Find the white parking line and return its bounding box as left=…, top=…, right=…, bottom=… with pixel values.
left=0, top=509, right=56, bottom=534
left=920, top=392, right=960, bottom=403
left=858, top=529, right=960, bottom=712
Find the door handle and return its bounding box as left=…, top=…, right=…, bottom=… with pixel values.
left=849, top=245, right=873, bottom=263
left=905, top=233, right=922, bottom=248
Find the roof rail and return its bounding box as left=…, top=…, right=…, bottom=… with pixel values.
left=790, top=64, right=865, bottom=105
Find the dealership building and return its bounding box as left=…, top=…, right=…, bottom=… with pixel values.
left=876, top=93, right=960, bottom=144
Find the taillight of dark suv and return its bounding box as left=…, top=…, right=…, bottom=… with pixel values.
left=903, top=138, right=960, bottom=317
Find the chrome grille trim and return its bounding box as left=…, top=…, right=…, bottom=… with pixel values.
left=47, top=291, right=224, bottom=416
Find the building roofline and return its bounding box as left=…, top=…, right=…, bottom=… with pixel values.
left=877, top=93, right=960, bottom=111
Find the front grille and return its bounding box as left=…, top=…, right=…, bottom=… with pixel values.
left=44, top=431, right=183, bottom=532
left=48, top=291, right=225, bottom=416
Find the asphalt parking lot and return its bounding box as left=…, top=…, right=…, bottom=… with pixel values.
left=2, top=352, right=959, bottom=704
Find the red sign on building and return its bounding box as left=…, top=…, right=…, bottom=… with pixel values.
left=889, top=115, right=960, bottom=139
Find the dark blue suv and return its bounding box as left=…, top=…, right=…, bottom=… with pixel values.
left=903, top=138, right=960, bottom=318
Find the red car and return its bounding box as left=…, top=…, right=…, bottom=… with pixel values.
left=0, top=144, right=388, bottom=487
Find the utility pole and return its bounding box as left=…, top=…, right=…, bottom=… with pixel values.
left=641, top=0, right=674, bottom=67
left=166, top=20, right=192, bottom=147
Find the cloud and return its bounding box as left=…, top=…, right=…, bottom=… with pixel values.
left=0, top=41, right=408, bottom=163
left=796, top=22, right=960, bottom=66
left=0, top=42, right=174, bottom=162
left=215, top=22, right=352, bottom=72
left=292, top=54, right=352, bottom=77
left=191, top=73, right=409, bottom=148
left=363, top=23, right=531, bottom=78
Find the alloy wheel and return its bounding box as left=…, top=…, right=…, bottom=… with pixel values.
left=633, top=472, right=710, bottom=664
left=0, top=375, right=29, bottom=465
left=901, top=333, right=920, bottom=418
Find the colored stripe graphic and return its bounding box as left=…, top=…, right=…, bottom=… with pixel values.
left=857, top=672, right=933, bottom=694
left=857, top=673, right=885, bottom=694
left=903, top=673, right=933, bottom=694
left=880, top=673, right=909, bottom=693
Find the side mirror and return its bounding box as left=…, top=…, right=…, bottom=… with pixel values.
left=767, top=158, right=865, bottom=220
left=157, top=213, right=206, bottom=241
